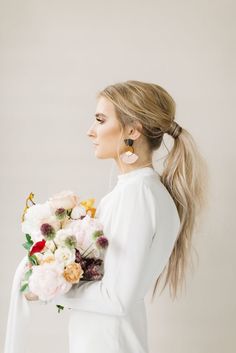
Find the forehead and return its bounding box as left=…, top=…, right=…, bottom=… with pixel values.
left=95, top=96, right=117, bottom=118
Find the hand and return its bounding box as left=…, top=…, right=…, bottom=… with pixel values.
left=24, top=291, right=39, bottom=301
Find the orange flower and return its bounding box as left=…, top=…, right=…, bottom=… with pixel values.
left=63, top=262, right=84, bottom=284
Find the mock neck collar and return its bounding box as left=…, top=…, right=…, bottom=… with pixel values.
left=116, top=166, right=158, bottom=184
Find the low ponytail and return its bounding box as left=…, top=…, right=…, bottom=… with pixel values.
left=152, top=127, right=208, bottom=300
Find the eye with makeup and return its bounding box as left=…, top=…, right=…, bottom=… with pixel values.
left=96, top=118, right=104, bottom=124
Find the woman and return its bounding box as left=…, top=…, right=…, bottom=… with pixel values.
left=4, top=80, right=207, bottom=353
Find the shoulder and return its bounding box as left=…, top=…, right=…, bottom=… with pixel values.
left=116, top=174, right=157, bottom=197
left=111, top=178, right=157, bottom=235
left=98, top=174, right=160, bottom=212
left=114, top=177, right=157, bottom=212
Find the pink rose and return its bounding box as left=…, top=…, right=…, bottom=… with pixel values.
left=66, top=215, right=104, bottom=255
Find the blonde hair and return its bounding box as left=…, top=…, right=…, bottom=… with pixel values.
left=97, top=80, right=208, bottom=300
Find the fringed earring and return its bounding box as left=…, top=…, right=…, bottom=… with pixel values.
left=120, top=138, right=139, bottom=164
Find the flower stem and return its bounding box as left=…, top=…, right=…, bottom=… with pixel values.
left=53, top=239, right=58, bottom=249
left=83, top=248, right=95, bottom=258
left=81, top=243, right=93, bottom=256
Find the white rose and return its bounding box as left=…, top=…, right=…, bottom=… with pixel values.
left=54, top=229, right=74, bottom=248
left=45, top=240, right=56, bottom=252
left=28, top=262, right=71, bottom=301
left=48, top=190, right=79, bottom=211
left=21, top=202, right=61, bottom=242
left=70, top=205, right=87, bottom=219
left=54, top=247, right=75, bottom=266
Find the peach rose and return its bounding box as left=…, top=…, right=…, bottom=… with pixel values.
left=63, top=262, right=84, bottom=284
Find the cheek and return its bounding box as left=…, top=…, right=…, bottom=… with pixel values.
left=99, top=124, right=121, bottom=143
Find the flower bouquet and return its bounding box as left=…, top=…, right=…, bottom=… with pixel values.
left=20, top=190, right=108, bottom=312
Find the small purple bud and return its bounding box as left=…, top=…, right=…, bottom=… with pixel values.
left=55, top=208, right=66, bottom=220
left=96, top=236, right=108, bottom=249
left=40, top=223, right=56, bottom=240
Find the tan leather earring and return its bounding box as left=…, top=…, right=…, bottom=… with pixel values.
left=120, top=139, right=139, bottom=164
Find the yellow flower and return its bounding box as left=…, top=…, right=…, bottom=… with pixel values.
left=80, top=198, right=96, bottom=218
left=63, top=262, right=84, bottom=284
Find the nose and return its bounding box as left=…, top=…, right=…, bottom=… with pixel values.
left=87, top=122, right=96, bottom=137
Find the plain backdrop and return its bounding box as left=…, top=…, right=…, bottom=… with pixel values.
left=0, top=0, right=235, bottom=352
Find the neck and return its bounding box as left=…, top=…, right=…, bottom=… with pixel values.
left=115, top=158, right=154, bottom=174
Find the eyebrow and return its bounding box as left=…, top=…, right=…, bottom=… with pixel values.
left=95, top=113, right=108, bottom=118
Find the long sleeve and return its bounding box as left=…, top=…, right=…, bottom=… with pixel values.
left=4, top=256, right=31, bottom=353
left=54, top=181, right=157, bottom=317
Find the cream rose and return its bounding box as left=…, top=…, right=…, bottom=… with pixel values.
left=48, top=190, right=79, bottom=211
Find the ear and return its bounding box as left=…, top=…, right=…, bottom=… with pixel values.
left=126, top=121, right=143, bottom=140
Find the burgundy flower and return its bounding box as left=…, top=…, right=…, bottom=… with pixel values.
left=40, top=223, right=56, bottom=240
left=84, top=263, right=103, bottom=280
left=96, top=236, right=109, bottom=249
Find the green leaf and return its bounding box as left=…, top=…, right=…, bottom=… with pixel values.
left=67, top=209, right=72, bottom=217
left=22, top=234, right=33, bottom=252
left=22, top=242, right=32, bottom=251
left=20, top=282, right=29, bottom=292
left=24, top=268, right=32, bottom=280
left=28, top=254, right=38, bottom=266
left=26, top=234, right=32, bottom=243
left=56, top=304, right=64, bottom=313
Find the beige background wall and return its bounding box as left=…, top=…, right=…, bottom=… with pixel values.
left=0, top=0, right=235, bottom=352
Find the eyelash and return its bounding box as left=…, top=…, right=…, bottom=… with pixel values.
left=96, top=118, right=104, bottom=124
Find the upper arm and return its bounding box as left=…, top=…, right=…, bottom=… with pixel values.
left=106, top=181, right=156, bottom=310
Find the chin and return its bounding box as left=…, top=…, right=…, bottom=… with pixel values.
left=94, top=151, right=112, bottom=160
left=94, top=151, right=105, bottom=159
